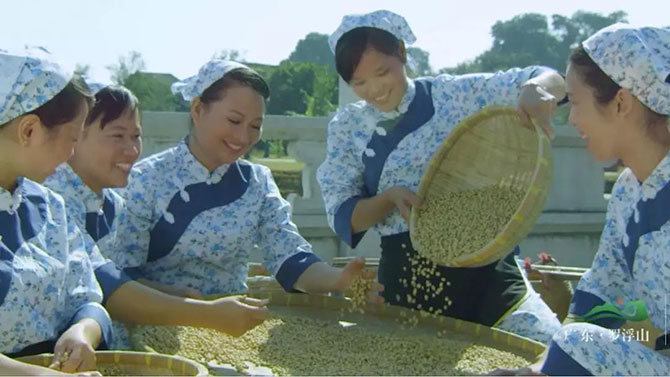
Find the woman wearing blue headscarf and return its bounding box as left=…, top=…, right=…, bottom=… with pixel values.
left=318, top=10, right=566, bottom=344
left=0, top=47, right=110, bottom=375
left=495, top=23, right=670, bottom=376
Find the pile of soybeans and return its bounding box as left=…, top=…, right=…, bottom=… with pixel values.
left=132, top=306, right=529, bottom=375
left=95, top=365, right=126, bottom=376
left=413, top=186, right=525, bottom=265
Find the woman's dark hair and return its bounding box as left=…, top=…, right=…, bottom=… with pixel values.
left=86, top=85, right=140, bottom=128
left=199, top=67, right=270, bottom=106
left=570, top=45, right=668, bottom=126
left=335, top=27, right=405, bottom=82
left=25, top=74, right=94, bottom=129
left=569, top=45, right=621, bottom=105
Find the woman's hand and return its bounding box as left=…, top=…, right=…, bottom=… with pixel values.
left=381, top=186, right=422, bottom=221
left=202, top=295, right=268, bottom=337
left=49, top=319, right=101, bottom=373
left=518, top=82, right=558, bottom=139
left=335, top=258, right=384, bottom=304
left=518, top=70, right=565, bottom=139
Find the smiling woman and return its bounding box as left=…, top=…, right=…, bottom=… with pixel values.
left=536, top=24, right=670, bottom=376
left=111, top=59, right=382, bottom=319
left=317, top=9, right=566, bottom=345
left=188, top=68, right=269, bottom=170
left=71, top=86, right=142, bottom=193
left=336, top=27, right=408, bottom=112
left=41, top=83, right=286, bottom=349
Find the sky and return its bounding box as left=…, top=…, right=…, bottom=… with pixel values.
left=1, top=0, right=666, bottom=83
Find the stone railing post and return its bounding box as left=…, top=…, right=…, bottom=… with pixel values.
left=286, top=141, right=327, bottom=215
left=258, top=115, right=341, bottom=261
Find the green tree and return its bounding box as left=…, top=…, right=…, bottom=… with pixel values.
left=286, top=33, right=334, bottom=71
left=123, top=72, right=189, bottom=112
left=439, top=10, right=628, bottom=74
left=478, top=13, right=562, bottom=71
left=107, top=51, right=146, bottom=85
left=305, top=65, right=338, bottom=116
left=212, top=49, right=246, bottom=62
left=266, top=61, right=337, bottom=116
left=552, top=11, right=627, bottom=67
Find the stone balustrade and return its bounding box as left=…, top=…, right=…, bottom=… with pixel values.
left=140, top=108, right=606, bottom=267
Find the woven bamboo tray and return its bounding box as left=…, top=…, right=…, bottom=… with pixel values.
left=18, top=350, right=208, bottom=376
left=131, top=291, right=545, bottom=375
left=409, top=106, right=553, bottom=267
left=255, top=291, right=545, bottom=355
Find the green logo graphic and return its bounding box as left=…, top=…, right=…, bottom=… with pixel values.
left=578, top=300, right=648, bottom=322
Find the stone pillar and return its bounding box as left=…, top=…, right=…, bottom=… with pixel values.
left=286, top=141, right=327, bottom=215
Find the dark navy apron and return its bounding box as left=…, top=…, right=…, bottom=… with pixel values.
left=352, top=79, right=527, bottom=326
left=378, top=232, right=526, bottom=326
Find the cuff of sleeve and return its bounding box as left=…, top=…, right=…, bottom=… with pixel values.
left=655, top=333, right=670, bottom=351
left=69, top=303, right=113, bottom=350
left=569, top=289, right=625, bottom=329
left=95, top=262, right=133, bottom=305
left=334, top=196, right=366, bottom=248
left=123, top=267, right=142, bottom=280
left=528, top=65, right=553, bottom=78
left=275, top=252, right=321, bottom=292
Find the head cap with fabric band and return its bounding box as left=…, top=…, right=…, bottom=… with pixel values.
left=583, top=23, right=670, bottom=115
left=0, top=46, right=73, bottom=125
left=328, top=9, right=417, bottom=54
left=171, top=60, right=250, bottom=101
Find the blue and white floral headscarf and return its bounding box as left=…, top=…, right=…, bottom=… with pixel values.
left=583, top=23, right=670, bottom=115
left=328, top=10, right=417, bottom=54
left=83, top=77, right=110, bottom=96
left=0, top=47, right=73, bottom=125
left=171, top=60, right=250, bottom=101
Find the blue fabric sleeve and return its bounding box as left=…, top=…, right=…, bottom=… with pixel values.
left=94, top=261, right=133, bottom=304
left=334, top=196, right=366, bottom=248
left=541, top=339, right=593, bottom=376
left=68, top=303, right=113, bottom=350
left=569, top=289, right=626, bottom=329
left=528, top=65, right=554, bottom=78
left=275, top=252, right=321, bottom=292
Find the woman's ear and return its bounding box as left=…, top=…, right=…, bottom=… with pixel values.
left=614, top=88, right=635, bottom=119
left=190, top=97, right=203, bottom=127
left=16, top=114, right=43, bottom=147
left=398, top=40, right=407, bottom=64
